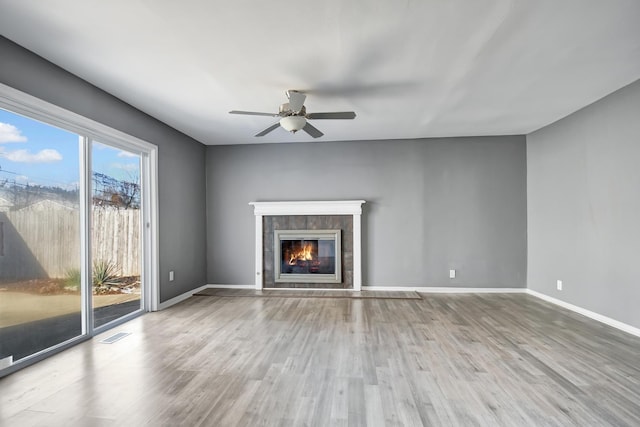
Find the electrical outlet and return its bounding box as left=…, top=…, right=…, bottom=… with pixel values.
left=449, top=269, right=456, bottom=279
left=169, top=271, right=174, bottom=282
left=557, top=280, right=562, bottom=291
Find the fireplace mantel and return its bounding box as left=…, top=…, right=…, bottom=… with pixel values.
left=249, top=200, right=365, bottom=290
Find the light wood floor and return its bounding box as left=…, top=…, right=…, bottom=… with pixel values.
left=1, top=292, right=639, bottom=426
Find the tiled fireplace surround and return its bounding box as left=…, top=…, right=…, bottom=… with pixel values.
left=250, top=201, right=365, bottom=290
left=264, top=215, right=352, bottom=288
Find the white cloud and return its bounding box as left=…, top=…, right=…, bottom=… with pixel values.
left=0, top=122, right=27, bottom=143
left=111, top=162, right=139, bottom=172
left=2, top=148, right=63, bottom=163
left=117, top=150, right=137, bottom=158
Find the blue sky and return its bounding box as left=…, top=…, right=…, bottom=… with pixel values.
left=0, top=108, right=139, bottom=189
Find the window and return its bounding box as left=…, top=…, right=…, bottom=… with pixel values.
left=0, top=108, right=82, bottom=364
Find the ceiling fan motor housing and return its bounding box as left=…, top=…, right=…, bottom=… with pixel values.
left=279, top=103, right=306, bottom=117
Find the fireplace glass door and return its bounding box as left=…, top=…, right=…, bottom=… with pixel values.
left=274, top=230, right=341, bottom=284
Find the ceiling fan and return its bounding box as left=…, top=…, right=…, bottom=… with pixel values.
left=229, top=90, right=356, bottom=138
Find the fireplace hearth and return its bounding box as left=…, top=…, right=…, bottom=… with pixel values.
left=275, top=230, right=341, bottom=283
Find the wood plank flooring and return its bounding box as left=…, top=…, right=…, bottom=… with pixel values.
left=1, top=293, right=639, bottom=426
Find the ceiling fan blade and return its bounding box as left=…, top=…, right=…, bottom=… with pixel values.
left=287, top=90, right=306, bottom=113
left=302, top=122, right=324, bottom=138
left=255, top=122, right=281, bottom=137
left=306, top=112, right=356, bottom=120
left=230, top=110, right=279, bottom=117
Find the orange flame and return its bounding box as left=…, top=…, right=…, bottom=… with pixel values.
left=288, top=244, right=314, bottom=265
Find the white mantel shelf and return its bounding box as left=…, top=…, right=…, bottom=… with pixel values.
left=250, top=200, right=365, bottom=291
left=249, top=200, right=365, bottom=216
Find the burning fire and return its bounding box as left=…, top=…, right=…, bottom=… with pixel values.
left=289, top=243, right=314, bottom=265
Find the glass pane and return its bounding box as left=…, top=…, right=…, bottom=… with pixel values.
left=91, top=141, right=142, bottom=328
left=0, top=108, right=82, bottom=366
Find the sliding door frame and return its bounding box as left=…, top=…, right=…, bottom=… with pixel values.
left=88, top=137, right=156, bottom=333
left=0, top=83, right=159, bottom=375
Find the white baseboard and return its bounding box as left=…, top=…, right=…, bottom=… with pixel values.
left=0, top=356, right=13, bottom=370
left=156, top=284, right=210, bottom=310
left=526, top=289, right=640, bottom=338
left=362, top=286, right=527, bottom=293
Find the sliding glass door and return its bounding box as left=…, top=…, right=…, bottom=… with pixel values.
left=0, top=108, right=83, bottom=366
left=0, top=85, right=157, bottom=376
left=91, top=141, right=143, bottom=329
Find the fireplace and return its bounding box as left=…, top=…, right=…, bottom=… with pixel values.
left=274, top=229, right=341, bottom=283
left=250, top=200, right=365, bottom=290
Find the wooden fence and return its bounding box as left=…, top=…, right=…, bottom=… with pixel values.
left=0, top=209, right=140, bottom=280
left=91, top=209, right=140, bottom=277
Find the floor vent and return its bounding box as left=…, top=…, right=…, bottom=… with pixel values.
left=100, top=332, right=131, bottom=344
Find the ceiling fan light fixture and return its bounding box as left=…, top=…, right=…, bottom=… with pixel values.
left=279, top=115, right=307, bottom=133
left=232, top=90, right=356, bottom=138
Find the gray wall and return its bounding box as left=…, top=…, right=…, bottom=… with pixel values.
left=527, top=79, right=640, bottom=329
left=0, top=36, right=207, bottom=302
left=206, top=136, right=527, bottom=287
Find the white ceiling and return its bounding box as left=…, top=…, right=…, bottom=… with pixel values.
left=1, top=0, right=639, bottom=145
